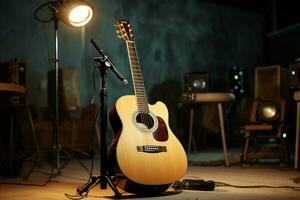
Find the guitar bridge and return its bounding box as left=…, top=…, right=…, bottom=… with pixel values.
left=137, top=145, right=167, bottom=153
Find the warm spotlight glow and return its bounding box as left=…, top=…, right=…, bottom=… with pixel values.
left=68, top=5, right=93, bottom=27
left=262, top=105, right=277, bottom=119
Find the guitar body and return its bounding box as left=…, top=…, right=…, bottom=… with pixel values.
left=109, top=95, right=187, bottom=194
left=109, top=20, right=187, bottom=194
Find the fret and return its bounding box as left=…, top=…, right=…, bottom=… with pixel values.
left=133, top=81, right=143, bottom=84
left=130, top=61, right=139, bottom=65
left=129, top=55, right=137, bottom=59
left=131, top=71, right=142, bottom=75
left=126, top=41, right=149, bottom=113
left=131, top=66, right=139, bottom=69
left=132, top=72, right=141, bottom=75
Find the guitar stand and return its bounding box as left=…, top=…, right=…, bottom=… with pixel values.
left=75, top=40, right=126, bottom=198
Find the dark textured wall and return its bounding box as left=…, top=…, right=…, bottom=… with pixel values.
left=0, top=0, right=264, bottom=109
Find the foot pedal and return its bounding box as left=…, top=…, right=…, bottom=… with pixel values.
left=173, top=179, right=215, bottom=191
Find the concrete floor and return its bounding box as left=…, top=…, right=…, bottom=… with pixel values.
left=0, top=155, right=300, bottom=200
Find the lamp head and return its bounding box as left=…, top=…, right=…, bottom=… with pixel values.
left=52, top=0, right=94, bottom=27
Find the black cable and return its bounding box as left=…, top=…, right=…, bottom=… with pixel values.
left=34, top=1, right=59, bottom=70
left=64, top=65, right=100, bottom=200
left=215, top=181, right=300, bottom=191
left=34, top=1, right=54, bottom=23
left=86, top=65, right=100, bottom=181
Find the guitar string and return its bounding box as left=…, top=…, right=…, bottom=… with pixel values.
left=127, top=41, right=149, bottom=146
left=128, top=41, right=155, bottom=147
left=133, top=42, right=156, bottom=147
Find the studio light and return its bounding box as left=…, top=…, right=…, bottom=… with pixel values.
left=53, top=0, right=94, bottom=27
left=49, top=0, right=94, bottom=27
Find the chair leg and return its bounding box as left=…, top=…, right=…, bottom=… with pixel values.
left=243, top=132, right=250, bottom=162
left=280, top=138, right=288, bottom=164
left=188, top=108, right=194, bottom=153
left=23, top=106, right=41, bottom=180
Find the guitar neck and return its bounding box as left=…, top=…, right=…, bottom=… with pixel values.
left=126, top=41, right=149, bottom=113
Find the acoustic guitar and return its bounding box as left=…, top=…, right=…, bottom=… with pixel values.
left=108, top=19, right=187, bottom=195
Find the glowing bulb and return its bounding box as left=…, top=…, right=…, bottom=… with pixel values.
left=234, top=75, right=239, bottom=80
left=68, top=5, right=93, bottom=27
left=282, top=133, right=287, bottom=138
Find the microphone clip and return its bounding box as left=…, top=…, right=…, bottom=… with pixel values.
left=91, top=39, right=128, bottom=85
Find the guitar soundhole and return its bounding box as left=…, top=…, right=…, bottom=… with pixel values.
left=136, top=113, right=154, bottom=129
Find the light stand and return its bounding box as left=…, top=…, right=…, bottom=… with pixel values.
left=53, top=17, right=60, bottom=175
left=51, top=14, right=94, bottom=177
left=75, top=39, right=126, bottom=198
left=24, top=0, right=94, bottom=179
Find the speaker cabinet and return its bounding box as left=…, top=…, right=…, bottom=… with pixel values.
left=255, top=65, right=289, bottom=100
left=229, top=66, right=248, bottom=100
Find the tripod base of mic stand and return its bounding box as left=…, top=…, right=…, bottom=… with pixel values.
left=77, top=175, right=121, bottom=198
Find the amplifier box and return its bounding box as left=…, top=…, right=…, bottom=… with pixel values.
left=184, top=72, right=209, bottom=93
left=0, top=59, right=27, bottom=86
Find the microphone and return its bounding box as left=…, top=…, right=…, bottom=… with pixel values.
left=90, top=38, right=128, bottom=85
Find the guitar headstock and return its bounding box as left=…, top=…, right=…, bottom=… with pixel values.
left=115, top=20, right=134, bottom=42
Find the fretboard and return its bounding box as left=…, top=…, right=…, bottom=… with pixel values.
left=126, top=41, right=149, bottom=113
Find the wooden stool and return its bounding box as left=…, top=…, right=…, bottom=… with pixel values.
left=185, top=92, right=235, bottom=167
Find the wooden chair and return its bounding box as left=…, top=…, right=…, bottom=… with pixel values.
left=241, top=98, right=288, bottom=163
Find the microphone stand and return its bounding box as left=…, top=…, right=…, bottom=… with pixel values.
left=76, top=39, right=126, bottom=198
